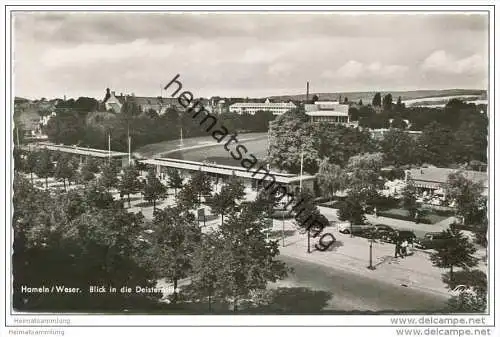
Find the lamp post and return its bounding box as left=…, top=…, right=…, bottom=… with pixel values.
left=299, top=150, right=304, bottom=192
left=367, top=229, right=376, bottom=270
left=282, top=210, right=285, bottom=247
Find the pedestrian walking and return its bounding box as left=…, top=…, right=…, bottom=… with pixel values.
left=394, top=232, right=402, bottom=258
left=401, top=239, right=409, bottom=257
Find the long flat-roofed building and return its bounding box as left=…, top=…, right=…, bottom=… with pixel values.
left=305, top=101, right=350, bottom=124
left=27, top=143, right=131, bottom=168
left=229, top=98, right=296, bottom=116
left=140, top=157, right=316, bottom=194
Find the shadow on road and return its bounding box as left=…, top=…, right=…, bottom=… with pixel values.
left=245, top=287, right=333, bottom=314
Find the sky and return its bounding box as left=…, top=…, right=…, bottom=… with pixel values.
left=13, top=12, right=489, bottom=100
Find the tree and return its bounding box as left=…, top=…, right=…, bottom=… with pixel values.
left=382, top=93, right=393, bottom=111
left=45, top=111, right=83, bottom=145
left=167, top=168, right=183, bottom=197
left=215, top=205, right=288, bottom=311
left=190, top=232, right=225, bottom=311
left=442, top=269, right=487, bottom=298
left=380, top=128, right=415, bottom=166
left=401, top=180, right=418, bottom=219
left=189, top=170, right=212, bottom=204
left=396, top=96, right=404, bottom=109
left=13, top=148, right=24, bottom=172
left=143, top=170, right=166, bottom=211
left=372, top=92, right=382, bottom=107
left=317, top=159, right=347, bottom=199
left=268, top=112, right=319, bottom=174
left=25, top=151, right=38, bottom=183
left=85, top=157, right=101, bottom=174
left=99, top=163, right=119, bottom=192
left=348, top=107, right=359, bottom=121
left=207, top=176, right=246, bottom=225
left=54, top=153, right=73, bottom=190
left=447, top=291, right=487, bottom=313
left=34, top=149, right=54, bottom=188
left=119, top=165, right=142, bottom=207
left=148, top=206, right=201, bottom=303
left=337, top=192, right=366, bottom=237
left=79, top=162, right=95, bottom=183
left=176, top=183, right=199, bottom=210
left=344, top=97, right=349, bottom=104
left=418, top=122, right=456, bottom=166
left=430, top=227, right=478, bottom=280
left=358, top=99, right=363, bottom=106
left=316, top=124, right=375, bottom=168
left=346, top=152, right=384, bottom=193
left=252, top=110, right=275, bottom=132
left=13, top=176, right=159, bottom=311
left=445, top=171, right=484, bottom=226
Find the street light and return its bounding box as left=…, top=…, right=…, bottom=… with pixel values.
left=282, top=210, right=285, bottom=247
left=367, top=229, right=377, bottom=270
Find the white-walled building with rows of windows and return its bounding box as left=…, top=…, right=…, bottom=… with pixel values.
left=229, top=98, right=296, bottom=115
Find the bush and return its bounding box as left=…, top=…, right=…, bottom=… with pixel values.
left=367, top=195, right=400, bottom=211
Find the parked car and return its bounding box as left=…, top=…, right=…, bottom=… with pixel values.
left=373, top=224, right=396, bottom=242
left=337, top=222, right=373, bottom=235
left=415, top=232, right=449, bottom=249
left=388, top=230, right=417, bottom=244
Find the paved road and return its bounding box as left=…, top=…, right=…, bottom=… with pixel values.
left=275, top=255, right=449, bottom=313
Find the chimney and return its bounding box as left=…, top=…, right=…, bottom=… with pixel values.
left=306, top=82, right=309, bottom=102
left=111, top=91, right=116, bottom=96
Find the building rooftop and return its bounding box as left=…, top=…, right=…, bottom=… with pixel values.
left=32, top=143, right=129, bottom=158
left=230, top=102, right=296, bottom=108
left=407, top=167, right=488, bottom=188
left=140, top=157, right=315, bottom=185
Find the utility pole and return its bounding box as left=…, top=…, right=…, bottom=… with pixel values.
left=128, top=124, right=131, bottom=165
left=299, top=150, right=304, bottom=192
left=368, top=230, right=376, bottom=270
left=282, top=211, right=285, bottom=247
left=108, top=133, right=111, bottom=163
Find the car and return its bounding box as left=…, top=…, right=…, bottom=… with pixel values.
left=373, top=224, right=396, bottom=241
left=388, top=230, right=417, bottom=244
left=415, top=232, right=449, bottom=249
left=337, top=222, right=373, bottom=235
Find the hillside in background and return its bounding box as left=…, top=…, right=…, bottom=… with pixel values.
left=268, top=89, right=487, bottom=103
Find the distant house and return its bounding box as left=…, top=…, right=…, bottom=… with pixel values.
left=40, top=111, right=57, bottom=126
left=229, top=98, right=296, bottom=115
left=405, top=167, right=488, bottom=196
left=305, top=101, right=352, bottom=125
left=102, top=88, right=183, bottom=114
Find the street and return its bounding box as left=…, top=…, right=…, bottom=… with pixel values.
left=275, top=255, right=449, bottom=313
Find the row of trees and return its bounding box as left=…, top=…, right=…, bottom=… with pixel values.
left=13, top=157, right=289, bottom=312
left=42, top=103, right=275, bottom=152
left=269, top=103, right=487, bottom=174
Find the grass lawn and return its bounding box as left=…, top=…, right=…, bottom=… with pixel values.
left=379, top=208, right=450, bottom=224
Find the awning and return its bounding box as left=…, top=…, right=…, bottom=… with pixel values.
left=412, top=181, right=441, bottom=189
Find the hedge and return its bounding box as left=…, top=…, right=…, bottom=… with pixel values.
left=378, top=210, right=432, bottom=224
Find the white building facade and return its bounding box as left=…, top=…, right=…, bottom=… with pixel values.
left=229, top=98, right=296, bottom=116
left=305, top=101, right=350, bottom=124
